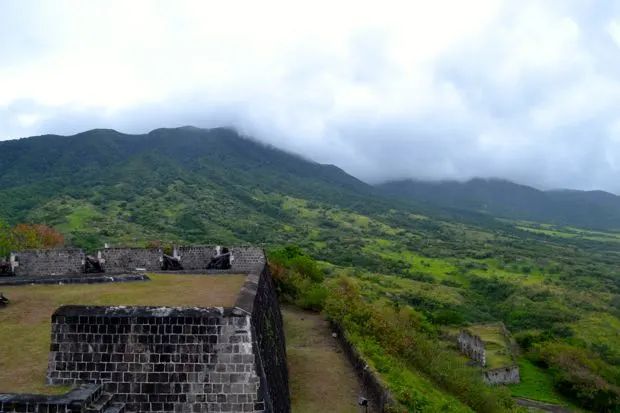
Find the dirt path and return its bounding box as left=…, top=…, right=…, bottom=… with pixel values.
left=282, top=305, right=369, bottom=413
left=515, top=398, right=576, bottom=413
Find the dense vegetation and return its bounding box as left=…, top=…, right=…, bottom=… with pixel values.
left=2, top=127, right=620, bottom=411
left=378, top=178, right=620, bottom=231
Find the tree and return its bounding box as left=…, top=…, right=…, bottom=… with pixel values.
left=0, top=220, right=11, bottom=259
left=10, top=224, right=64, bottom=251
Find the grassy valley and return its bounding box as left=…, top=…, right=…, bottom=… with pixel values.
left=1, top=127, right=620, bottom=411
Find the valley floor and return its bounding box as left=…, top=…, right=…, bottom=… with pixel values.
left=282, top=305, right=369, bottom=413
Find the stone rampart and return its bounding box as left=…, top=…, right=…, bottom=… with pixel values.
left=43, top=260, right=289, bottom=413
left=175, top=246, right=266, bottom=272
left=175, top=246, right=217, bottom=270
left=100, top=248, right=162, bottom=274
left=236, top=264, right=290, bottom=413
left=13, top=248, right=85, bottom=277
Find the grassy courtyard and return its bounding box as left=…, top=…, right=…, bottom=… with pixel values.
left=0, top=274, right=247, bottom=394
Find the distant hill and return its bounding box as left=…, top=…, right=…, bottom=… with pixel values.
left=376, top=178, right=620, bottom=230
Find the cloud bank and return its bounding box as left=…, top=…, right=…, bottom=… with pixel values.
left=2, top=0, right=620, bottom=192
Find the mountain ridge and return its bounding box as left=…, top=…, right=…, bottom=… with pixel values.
left=376, top=177, right=620, bottom=230
left=2, top=126, right=620, bottom=232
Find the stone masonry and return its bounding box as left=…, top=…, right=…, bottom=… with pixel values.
left=100, top=248, right=162, bottom=274
left=175, top=246, right=217, bottom=271
left=13, top=248, right=85, bottom=277
left=9, top=245, right=267, bottom=278
left=41, top=249, right=290, bottom=413
left=457, top=330, right=486, bottom=368
left=47, top=306, right=263, bottom=413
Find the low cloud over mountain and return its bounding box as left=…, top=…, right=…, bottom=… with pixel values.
left=2, top=0, right=620, bottom=192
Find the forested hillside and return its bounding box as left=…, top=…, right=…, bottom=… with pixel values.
left=377, top=178, right=620, bottom=230
left=2, top=127, right=620, bottom=411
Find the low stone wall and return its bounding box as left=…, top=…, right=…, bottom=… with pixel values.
left=100, top=248, right=162, bottom=274
left=13, top=248, right=85, bottom=277
left=330, top=321, right=397, bottom=412
left=176, top=246, right=217, bottom=271
left=175, top=246, right=266, bottom=272
left=484, top=365, right=520, bottom=385
left=230, top=247, right=266, bottom=273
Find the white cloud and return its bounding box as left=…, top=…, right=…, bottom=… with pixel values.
left=1, top=0, right=620, bottom=192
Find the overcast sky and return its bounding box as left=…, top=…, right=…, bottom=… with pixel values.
left=2, top=0, right=620, bottom=192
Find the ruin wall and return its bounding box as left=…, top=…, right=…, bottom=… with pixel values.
left=484, top=365, right=520, bottom=385
left=457, top=330, right=486, bottom=368
left=175, top=246, right=266, bottom=272
left=100, top=248, right=162, bottom=274
left=176, top=246, right=217, bottom=270
left=13, top=248, right=85, bottom=277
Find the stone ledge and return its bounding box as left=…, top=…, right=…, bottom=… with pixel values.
left=51, top=305, right=242, bottom=319
left=0, top=384, right=101, bottom=412
left=0, top=274, right=148, bottom=287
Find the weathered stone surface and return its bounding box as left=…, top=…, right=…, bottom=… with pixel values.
left=247, top=266, right=290, bottom=413
left=457, top=330, right=486, bottom=368
left=100, top=248, right=162, bottom=274
left=175, top=246, right=265, bottom=272
left=13, top=248, right=85, bottom=277
left=484, top=365, right=520, bottom=385
left=330, top=321, right=397, bottom=412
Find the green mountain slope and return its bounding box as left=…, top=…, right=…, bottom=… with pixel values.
left=2, top=127, right=620, bottom=411
left=376, top=178, right=620, bottom=230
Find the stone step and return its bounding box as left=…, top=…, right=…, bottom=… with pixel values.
left=86, top=392, right=113, bottom=413
left=102, top=402, right=126, bottom=413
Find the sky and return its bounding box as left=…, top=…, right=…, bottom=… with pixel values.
left=2, top=0, right=620, bottom=192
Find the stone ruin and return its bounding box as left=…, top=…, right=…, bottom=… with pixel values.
left=457, top=326, right=520, bottom=385
left=4, top=245, right=264, bottom=280
left=457, top=329, right=487, bottom=368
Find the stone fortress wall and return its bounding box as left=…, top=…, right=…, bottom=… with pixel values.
left=12, top=248, right=86, bottom=277
left=100, top=247, right=162, bottom=273
left=8, top=245, right=266, bottom=277
left=1, top=246, right=290, bottom=413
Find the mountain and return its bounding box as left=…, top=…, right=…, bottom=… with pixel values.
left=0, top=126, right=416, bottom=251
left=3, top=127, right=620, bottom=410
left=376, top=178, right=620, bottom=230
